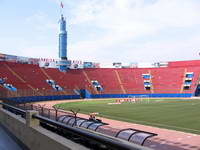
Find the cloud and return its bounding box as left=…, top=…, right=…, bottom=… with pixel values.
left=73, top=0, right=200, bottom=35
left=2, top=0, right=200, bottom=63
left=66, top=0, right=200, bottom=62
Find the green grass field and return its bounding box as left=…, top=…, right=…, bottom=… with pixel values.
left=54, top=99, right=200, bottom=134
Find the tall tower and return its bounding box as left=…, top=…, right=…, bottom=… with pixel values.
left=57, top=2, right=70, bottom=71
left=59, top=14, right=67, bottom=60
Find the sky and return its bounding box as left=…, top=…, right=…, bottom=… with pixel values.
left=0, top=0, right=200, bottom=63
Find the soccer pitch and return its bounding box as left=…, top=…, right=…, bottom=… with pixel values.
left=55, top=99, right=200, bottom=134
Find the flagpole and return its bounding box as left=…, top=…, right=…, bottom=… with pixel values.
left=60, top=5, right=62, bottom=15
left=60, top=1, right=64, bottom=15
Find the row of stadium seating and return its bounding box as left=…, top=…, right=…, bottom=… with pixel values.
left=1, top=60, right=200, bottom=100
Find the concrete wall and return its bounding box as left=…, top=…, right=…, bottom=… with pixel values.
left=0, top=106, right=88, bottom=150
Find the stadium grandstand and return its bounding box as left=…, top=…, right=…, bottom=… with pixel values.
left=1, top=54, right=200, bottom=150
left=1, top=54, right=200, bottom=102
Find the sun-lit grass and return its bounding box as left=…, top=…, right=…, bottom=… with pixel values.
left=55, top=99, right=200, bottom=134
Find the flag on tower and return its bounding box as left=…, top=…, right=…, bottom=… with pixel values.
left=60, top=2, right=64, bottom=8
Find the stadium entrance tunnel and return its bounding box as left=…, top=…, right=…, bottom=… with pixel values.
left=80, top=89, right=91, bottom=99
left=194, top=84, right=200, bottom=96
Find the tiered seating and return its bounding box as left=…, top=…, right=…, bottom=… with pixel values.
left=5, top=62, right=50, bottom=90
left=116, top=69, right=151, bottom=94
left=0, top=62, right=28, bottom=89
left=85, top=69, right=122, bottom=94
left=131, top=69, right=152, bottom=94
left=43, top=68, right=88, bottom=94
left=1, top=59, right=200, bottom=99
left=151, top=68, right=184, bottom=93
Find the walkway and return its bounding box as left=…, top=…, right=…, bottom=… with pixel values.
left=0, top=125, right=23, bottom=150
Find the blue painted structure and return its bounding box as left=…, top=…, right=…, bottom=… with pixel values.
left=194, top=85, right=200, bottom=96
left=80, top=89, right=91, bottom=99
left=57, top=59, right=71, bottom=72
left=91, top=93, right=192, bottom=98
left=58, top=14, right=68, bottom=71
left=3, top=84, right=17, bottom=91
left=3, top=93, right=192, bottom=103
left=5, top=95, right=80, bottom=103
left=59, top=14, right=67, bottom=60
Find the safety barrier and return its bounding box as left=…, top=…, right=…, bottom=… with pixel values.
left=1, top=102, right=153, bottom=150
left=34, top=114, right=151, bottom=150
left=1, top=102, right=26, bottom=118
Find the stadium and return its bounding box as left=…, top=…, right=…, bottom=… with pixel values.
left=0, top=1, right=200, bottom=150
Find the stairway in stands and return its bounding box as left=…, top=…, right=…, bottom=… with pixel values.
left=82, top=70, right=98, bottom=94
left=114, top=70, right=126, bottom=94
left=40, top=68, right=68, bottom=95
left=148, top=70, right=154, bottom=94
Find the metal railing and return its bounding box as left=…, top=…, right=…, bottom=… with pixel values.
left=1, top=102, right=26, bottom=118
left=33, top=114, right=151, bottom=150
left=0, top=102, right=152, bottom=150
left=17, top=103, right=74, bottom=121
